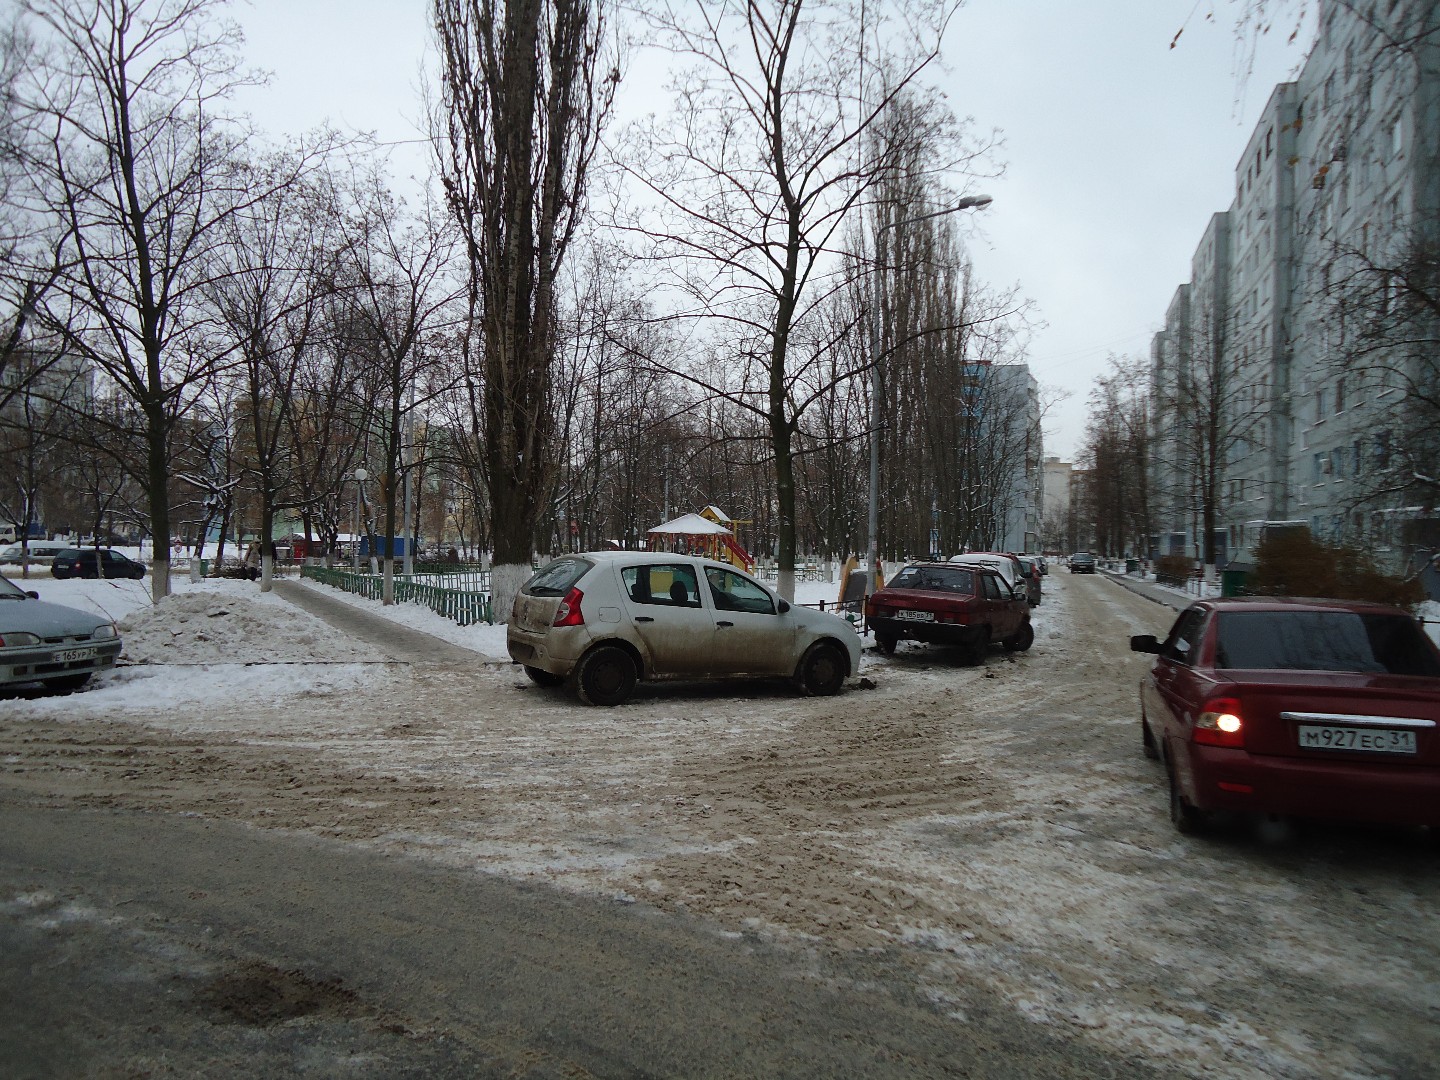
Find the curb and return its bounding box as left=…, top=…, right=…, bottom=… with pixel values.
left=1098, top=570, right=1187, bottom=612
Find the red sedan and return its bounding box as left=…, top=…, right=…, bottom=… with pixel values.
left=1131, top=597, right=1440, bottom=834
left=865, top=561, right=1033, bottom=663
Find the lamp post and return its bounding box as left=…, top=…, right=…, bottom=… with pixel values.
left=351, top=468, right=368, bottom=571
left=866, top=195, right=993, bottom=596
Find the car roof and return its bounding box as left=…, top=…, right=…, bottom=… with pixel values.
left=565, top=550, right=745, bottom=572
left=1188, top=596, right=1417, bottom=617
left=892, top=561, right=999, bottom=578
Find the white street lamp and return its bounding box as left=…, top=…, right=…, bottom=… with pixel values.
left=352, top=468, right=368, bottom=571
left=866, top=195, right=993, bottom=596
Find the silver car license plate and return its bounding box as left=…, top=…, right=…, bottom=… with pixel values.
left=895, top=610, right=935, bottom=622
left=1298, top=725, right=1417, bottom=755
left=53, top=647, right=99, bottom=663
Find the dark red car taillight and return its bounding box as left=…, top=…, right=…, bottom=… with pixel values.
left=1193, top=696, right=1245, bottom=748
left=553, top=586, right=584, bottom=627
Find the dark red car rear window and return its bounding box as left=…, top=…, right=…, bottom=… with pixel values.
left=886, top=566, right=975, bottom=594
left=1214, top=611, right=1440, bottom=677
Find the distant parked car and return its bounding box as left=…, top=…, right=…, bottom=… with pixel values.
left=1132, top=597, right=1440, bottom=834
left=0, top=541, right=70, bottom=565
left=1069, top=552, right=1097, bottom=573
left=948, top=552, right=1025, bottom=594
left=51, top=548, right=146, bottom=580
left=0, top=573, right=122, bottom=693
left=1014, top=556, right=1043, bottom=606
left=865, top=561, right=1033, bottom=663
left=508, top=551, right=861, bottom=706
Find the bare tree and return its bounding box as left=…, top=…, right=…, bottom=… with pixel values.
left=0, top=348, right=83, bottom=572
left=1079, top=355, right=1153, bottom=559
left=337, top=177, right=461, bottom=602
left=210, top=158, right=344, bottom=589
left=431, top=0, right=618, bottom=619
left=11, top=0, right=338, bottom=600
left=621, top=0, right=984, bottom=600
left=0, top=19, right=70, bottom=408
left=1316, top=219, right=1440, bottom=525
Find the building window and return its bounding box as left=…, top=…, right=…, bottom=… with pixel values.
left=1391, top=116, right=1404, bottom=157
left=1316, top=389, right=1328, bottom=420
left=1334, top=377, right=1345, bottom=411
left=1313, top=452, right=1326, bottom=483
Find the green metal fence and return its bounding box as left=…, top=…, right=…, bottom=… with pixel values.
left=301, top=565, right=492, bottom=625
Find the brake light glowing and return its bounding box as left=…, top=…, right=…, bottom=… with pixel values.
left=1193, top=696, right=1245, bottom=748
left=553, top=587, right=584, bottom=627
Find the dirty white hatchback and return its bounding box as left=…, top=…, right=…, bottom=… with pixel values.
left=507, top=551, right=862, bottom=705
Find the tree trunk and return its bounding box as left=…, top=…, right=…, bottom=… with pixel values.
left=145, top=402, right=170, bottom=604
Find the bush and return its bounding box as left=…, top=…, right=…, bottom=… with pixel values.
left=1155, top=555, right=1194, bottom=587
left=1249, top=530, right=1422, bottom=608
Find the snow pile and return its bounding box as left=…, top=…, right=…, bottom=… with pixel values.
left=118, top=591, right=383, bottom=665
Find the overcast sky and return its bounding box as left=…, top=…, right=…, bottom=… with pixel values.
left=232, top=0, right=1314, bottom=460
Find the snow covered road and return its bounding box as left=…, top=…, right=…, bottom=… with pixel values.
left=3, top=570, right=1438, bottom=1077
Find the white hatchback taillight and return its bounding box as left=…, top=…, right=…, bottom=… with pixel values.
left=553, top=586, right=584, bottom=627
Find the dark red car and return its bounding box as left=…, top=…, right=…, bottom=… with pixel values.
left=1132, top=597, right=1440, bottom=834
left=865, top=561, right=1032, bottom=663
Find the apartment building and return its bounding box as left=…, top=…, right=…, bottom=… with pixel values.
left=987, top=363, right=1043, bottom=553
left=1149, top=0, right=1439, bottom=570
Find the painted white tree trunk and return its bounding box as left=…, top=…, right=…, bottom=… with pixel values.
left=776, top=567, right=795, bottom=603
left=490, top=562, right=532, bottom=625
left=150, top=555, right=170, bottom=604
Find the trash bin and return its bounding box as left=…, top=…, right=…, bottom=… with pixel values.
left=1125, top=558, right=1140, bottom=574
left=198, top=558, right=209, bottom=576
left=1221, top=568, right=1247, bottom=597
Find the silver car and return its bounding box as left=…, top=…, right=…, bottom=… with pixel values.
left=0, top=574, right=122, bottom=693
left=0, top=541, right=70, bottom=565
left=507, top=551, right=862, bottom=705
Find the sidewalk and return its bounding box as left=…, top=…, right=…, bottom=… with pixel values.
left=1098, top=569, right=1191, bottom=612
left=272, top=579, right=485, bottom=665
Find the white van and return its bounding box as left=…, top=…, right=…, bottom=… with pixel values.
left=0, top=541, right=70, bottom=565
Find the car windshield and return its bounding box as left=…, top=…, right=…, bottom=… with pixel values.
left=523, top=557, right=592, bottom=597
left=888, top=566, right=975, bottom=594
left=0, top=575, right=27, bottom=599
left=1214, top=611, right=1440, bottom=676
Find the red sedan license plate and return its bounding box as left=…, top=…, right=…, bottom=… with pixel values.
left=1298, top=725, right=1417, bottom=755
left=895, top=610, right=935, bottom=622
